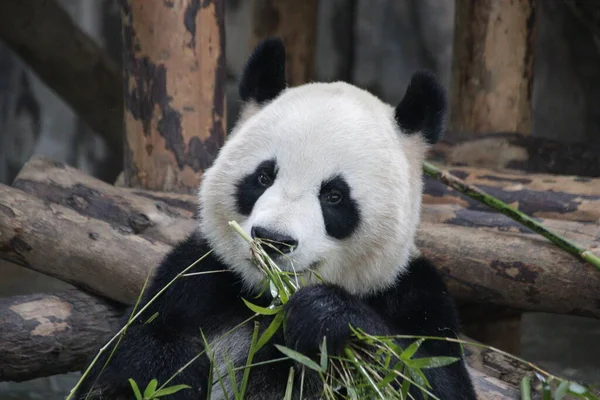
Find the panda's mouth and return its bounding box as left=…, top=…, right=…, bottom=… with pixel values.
left=245, top=256, right=322, bottom=276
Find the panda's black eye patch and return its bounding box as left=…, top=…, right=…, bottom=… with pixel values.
left=235, top=159, right=277, bottom=216
left=319, top=176, right=360, bottom=239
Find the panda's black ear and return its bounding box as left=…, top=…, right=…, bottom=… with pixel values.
left=239, top=38, right=287, bottom=104
left=394, top=70, right=447, bottom=145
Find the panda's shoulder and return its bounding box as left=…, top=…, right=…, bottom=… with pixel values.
left=367, top=256, right=450, bottom=306
left=397, top=257, right=448, bottom=293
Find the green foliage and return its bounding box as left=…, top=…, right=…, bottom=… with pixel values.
left=128, top=378, right=191, bottom=400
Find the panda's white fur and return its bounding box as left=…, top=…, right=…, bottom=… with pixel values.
left=199, top=81, right=428, bottom=296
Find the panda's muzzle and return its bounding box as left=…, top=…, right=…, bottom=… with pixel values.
left=251, top=226, right=298, bottom=257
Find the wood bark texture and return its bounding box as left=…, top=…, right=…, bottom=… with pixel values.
left=417, top=209, right=600, bottom=319
left=449, top=0, right=537, bottom=137
left=2, top=160, right=600, bottom=316
left=251, top=0, right=318, bottom=86
left=423, top=166, right=600, bottom=223
left=0, top=183, right=170, bottom=304
left=462, top=334, right=534, bottom=389
left=14, top=156, right=197, bottom=246
left=0, top=0, right=123, bottom=161
left=121, top=0, right=226, bottom=194
left=430, top=133, right=600, bottom=177
left=0, top=290, right=124, bottom=382
left=0, top=290, right=520, bottom=398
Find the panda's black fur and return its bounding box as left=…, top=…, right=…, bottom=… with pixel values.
left=75, top=38, right=477, bottom=400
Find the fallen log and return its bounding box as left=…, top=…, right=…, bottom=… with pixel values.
left=0, top=183, right=170, bottom=304
left=0, top=289, right=125, bottom=382
left=430, top=132, right=600, bottom=177
left=417, top=218, right=600, bottom=318
left=0, top=0, right=123, bottom=167
left=0, top=291, right=519, bottom=398
left=2, top=178, right=599, bottom=317
left=423, top=166, right=600, bottom=223
left=20, top=156, right=600, bottom=232
left=461, top=334, right=533, bottom=388
left=421, top=204, right=599, bottom=249
left=13, top=156, right=197, bottom=246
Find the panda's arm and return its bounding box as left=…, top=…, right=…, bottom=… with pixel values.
left=74, top=232, right=242, bottom=400
left=368, top=256, right=477, bottom=399
left=369, top=257, right=463, bottom=357
left=283, top=257, right=476, bottom=399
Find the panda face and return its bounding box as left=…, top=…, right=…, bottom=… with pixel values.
left=199, top=82, right=431, bottom=296
left=198, top=39, right=445, bottom=296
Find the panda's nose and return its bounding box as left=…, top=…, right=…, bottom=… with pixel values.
left=251, top=226, right=298, bottom=256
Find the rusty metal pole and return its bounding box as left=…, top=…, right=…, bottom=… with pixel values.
left=121, top=0, right=226, bottom=194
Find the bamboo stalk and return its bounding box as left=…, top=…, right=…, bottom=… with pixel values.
left=423, top=161, right=600, bottom=271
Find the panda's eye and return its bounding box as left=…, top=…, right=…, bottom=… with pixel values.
left=324, top=190, right=343, bottom=205
left=257, top=171, right=273, bottom=187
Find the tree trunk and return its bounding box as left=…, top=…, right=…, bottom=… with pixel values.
left=423, top=166, right=600, bottom=223
left=0, top=183, right=170, bottom=304
left=0, top=289, right=124, bottom=382
left=449, top=0, right=537, bottom=138
left=251, top=0, right=318, bottom=86
left=0, top=0, right=123, bottom=166
left=430, top=133, right=600, bottom=176
left=121, top=0, right=226, bottom=194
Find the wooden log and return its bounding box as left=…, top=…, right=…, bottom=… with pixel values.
left=121, top=0, right=226, bottom=194
left=462, top=334, right=532, bottom=389
left=13, top=156, right=197, bottom=246
left=423, top=166, right=600, bottom=223
left=429, top=132, right=600, bottom=177
left=416, top=217, right=600, bottom=319
left=251, top=0, right=318, bottom=86
left=425, top=200, right=600, bottom=354
left=468, top=367, right=520, bottom=400
left=0, top=290, right=125, bottom=382
left=2, top=175, right=599, bottom=318
left=449, top=0, right=537, bottom=137
left=0, top=290, right=519, bottom=398
left=0, top=183, right=170, bottom=304
left=0, top=0, right=123, bottom=169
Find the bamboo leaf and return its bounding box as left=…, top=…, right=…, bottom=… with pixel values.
left=283, top=367, right=295, bottom=400
left=129, top=379, right=142, bottom=400
left=319, top=337, right=328, bottom=372
left=256, top=311, right=284, bottom=351
left=275, top=345, right=323, bottom=372
left=143, top=378, right=158, bottom=398
left=553, top=380, right=569, bottom=400
left=405, top=356, right=459, bottom=370
left=152, top=384, right=191, bottom=397
left=400, top=339, right=424, bottom=360
left=242, top=298, right=282, bottom=315
left=521, top=376, right=531, bottom=400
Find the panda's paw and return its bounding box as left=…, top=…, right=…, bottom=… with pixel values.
left=283, top=284, right=362, bottom=358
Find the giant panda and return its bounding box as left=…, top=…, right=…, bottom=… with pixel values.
left=75, top=38, right=477, bottom=400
